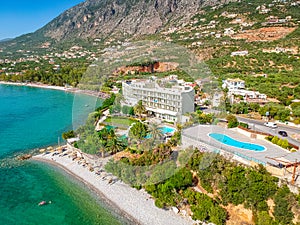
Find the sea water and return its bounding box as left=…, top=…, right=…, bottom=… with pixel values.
left=0, top=85, right=128, bottom=225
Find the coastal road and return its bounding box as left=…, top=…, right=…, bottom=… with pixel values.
left=237, top=116, right=300, bottom=147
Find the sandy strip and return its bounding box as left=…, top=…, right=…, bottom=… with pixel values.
left=32, top=154, right=194, bottom=225
left=0, top=81, right=109, bottom=98
left=0, top=81, right=66, bottom=91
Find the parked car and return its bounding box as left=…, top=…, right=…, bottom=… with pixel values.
left=263, top=122, right=278, bottom=128
left=278, top=130, right=288, bottom=137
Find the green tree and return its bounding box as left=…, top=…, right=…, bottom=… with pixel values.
left=76, top=114, right=101, bottom=154
left=107, top=130, right=125, bottom=154
left=97, top=94, right=116, bottom=111
left=281, top=139, right=289, bottom=149
left=256, top=211, right=278, bottom=225
left=134, top=100, right=146, bottom=118
left=148, top=123, right=164, bottom=145
left=245, top=168, right=277, bottom=210
left=62, top=130, right=75, bottom=140
left=249, top=103, right=260, bottom=112
left=209, top=206, right=227, bottom=225
left=195, top=110, right=213, bottom=124
left=129, top=121, right=148, bottom=143
left=99, top=139, right=107, bottom=158
left=273, top=185, right=294, bottom=224
left=93, top=111, right=103, bottom=123
left=292, top=106, right=300, bottom=118
left=77, top=131, right=101, bottom=154
left=122, top=105, right=134, bottom=115
left=226, top=114, right=238, bottom=128
left=271, top=136, right=279, bottom=145
left=114, top=93, right=124, bottom=105
left=109, top=104, right=121, bottom=114
left=220, top=166, right=247, bottom=205
left=276, top=108, right=291, bottom=122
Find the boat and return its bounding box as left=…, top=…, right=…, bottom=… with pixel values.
left=38, top=201, right=47, bottom=206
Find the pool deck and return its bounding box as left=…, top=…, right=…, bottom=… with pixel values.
left=182, top=125, right=293, bottom=165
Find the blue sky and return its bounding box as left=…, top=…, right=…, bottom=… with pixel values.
left=0, top=0, right=84, bottom=40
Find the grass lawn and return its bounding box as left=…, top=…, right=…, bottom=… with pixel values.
left=104, top=116, right=138, bottom=127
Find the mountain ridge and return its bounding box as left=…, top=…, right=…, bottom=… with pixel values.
left=1, top=0, right=236, bottom=49
left=0, top=38, right=13, bottom=43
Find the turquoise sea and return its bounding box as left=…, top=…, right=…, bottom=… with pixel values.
left=0, top=85, right=129, bottom=225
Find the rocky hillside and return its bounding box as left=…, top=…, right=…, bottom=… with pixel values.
left=0, top=0, right=236, bottom=51
left=0, top=0, right=299, bottom=87
left=39, top=0, right=235, bottom=41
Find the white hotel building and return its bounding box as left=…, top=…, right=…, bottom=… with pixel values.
left=122, top=79, right=195, bottom=122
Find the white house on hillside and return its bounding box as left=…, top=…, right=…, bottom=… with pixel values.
left=222, top=78, right=268, bottom=105
left=222, top=78, right=245, bottom=90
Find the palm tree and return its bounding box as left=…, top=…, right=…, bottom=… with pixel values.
left=93, top=111, right=103, bottom=126
left=115, top=93, right=125, bottom=105
left=134, top=100, right=146, bottom=118
left=98, top=127, right=109, bottom=145
left=99, top=139, right=106, bottom=158
left=107, top=130, right=125, bottom=154
left=94, top=111, right=103, bottom=121
left=148, top=123, right=163, bottom=145
left=128, top=121, right=148, bottom=143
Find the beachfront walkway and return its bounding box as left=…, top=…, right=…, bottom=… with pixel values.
left=182, top=125, right=294, bottom=165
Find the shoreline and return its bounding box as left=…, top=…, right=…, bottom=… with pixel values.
left=32, top=152, right=193, bottom=225
left=33, top=157, right=140, bottom=225
left=0, top=81, right=110, bottom=99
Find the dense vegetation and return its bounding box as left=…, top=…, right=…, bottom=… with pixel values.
left=266, top=135, right=291, bottom=150
left=226, top=101, right=300, bottom=124
left=0, top=63, right=87, bottom=87
left=105, top=148, right=300, bottom=224
left=75, top=113, right=127, bottom=156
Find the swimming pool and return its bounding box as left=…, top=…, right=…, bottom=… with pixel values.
left=159, top=126, right=176, bottom=134
left=105, top=125, right=116, bottom=131
left=145, top=126, right=176, bottom=138
left=209, top=133, right=265, bottom=151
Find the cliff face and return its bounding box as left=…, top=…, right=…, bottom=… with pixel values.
left=115, top=62, right=179, bottom=75
left=0, top=0, right=237, bottom=51
left=37, top=0, right=233, bottom=41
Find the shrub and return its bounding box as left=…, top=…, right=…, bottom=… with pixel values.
left=271, top=136, right=279, bottom=145
left=155, top=199, right=165, bottom=208
left=293, top=118, right=300, bottom=125
left=62, top=130, right=75, bottom=140
left=239, top=122, right=249, bottom=128
left=268, top=136, right=291, bottom=150
left=226, top=114, right=238, bottom=128
left=266, top=136, right=273, bottom=141
left=273, top=185, right=294, bottom=224
left=281, top=139, right=289, bottom=149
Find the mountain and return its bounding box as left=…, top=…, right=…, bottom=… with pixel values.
left=38, top=0, right=234, bottom=41
left=0, top=0, right=235, bottom=50
left=0, top=38, right=13, bottom=43
left=0, top=0, right=299, bottom=104
left=0, top=0, right=298, bottom=78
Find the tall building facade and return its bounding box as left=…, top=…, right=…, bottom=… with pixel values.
left=122, top=79, right=195, bottom=122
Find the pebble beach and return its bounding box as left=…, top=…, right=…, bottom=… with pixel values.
left=33, top=151, right=194, bottom=225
